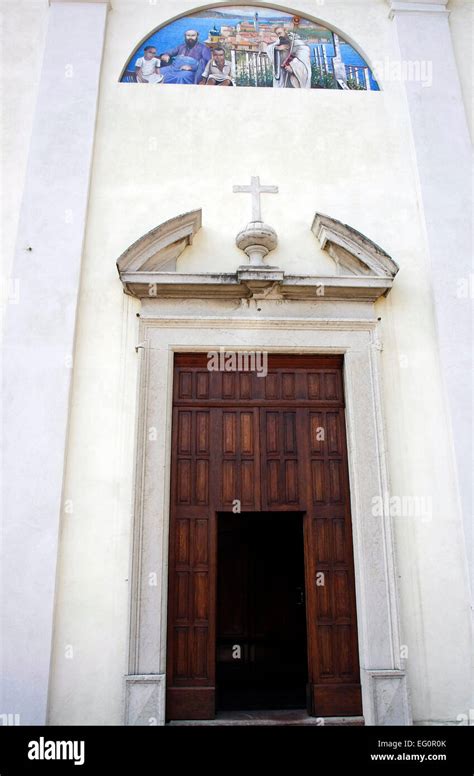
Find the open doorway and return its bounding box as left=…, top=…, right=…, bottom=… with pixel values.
left=216, top=511, right=308, bottom=711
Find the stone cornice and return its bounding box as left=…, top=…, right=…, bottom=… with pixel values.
left=118, top=269, right=394, bottom=302
left=386, top=0, right=449, bottom=18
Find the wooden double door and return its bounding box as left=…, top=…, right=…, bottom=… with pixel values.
left=166, top=354, right=362, bottom=720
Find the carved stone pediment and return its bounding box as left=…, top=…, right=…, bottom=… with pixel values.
left=116, top=210, right=202, bottom=279
left=116, top=210, right=398, bottom=302
left=312, top=213, right=399, bottom=278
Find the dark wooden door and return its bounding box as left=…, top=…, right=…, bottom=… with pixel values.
left=166, top=354, right=362, bottom=720
left=216, top=511, right=307, bottom=710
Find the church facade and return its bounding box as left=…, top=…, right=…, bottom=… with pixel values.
left=1, top=0, right=472, bottom=727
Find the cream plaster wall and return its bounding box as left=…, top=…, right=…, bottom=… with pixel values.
left=3, top=0, right=467, bottom=725
left=449, top=0, right=473, bottom=140
left=0, top=0, right=48, bottom=305
left=2, top=0, right=110, bottom=724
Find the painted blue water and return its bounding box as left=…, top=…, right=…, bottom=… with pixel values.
left=123, top=15, right=379, bottom=90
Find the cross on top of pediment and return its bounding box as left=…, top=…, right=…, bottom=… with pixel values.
left=233, top=176, right=279, bottom=222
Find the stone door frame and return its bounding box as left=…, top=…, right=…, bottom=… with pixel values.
left=123, top=305, right=411, bottom=726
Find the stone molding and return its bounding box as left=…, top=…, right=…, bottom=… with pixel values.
left=312, top=213, right=399, bottom=278
left=124, top=310, right=410, bottom=726
left=118, top=271, right=395, bottom=302
left=386, top=0, right=449, bottom=17
left=117, top=209, right=202, bottom=284
left=117, top=211, right=398, bottom=302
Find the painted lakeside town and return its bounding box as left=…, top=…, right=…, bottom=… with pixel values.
left=121, top=6, right=379, bottom=90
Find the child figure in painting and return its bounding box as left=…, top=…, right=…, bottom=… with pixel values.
left=135, top=46, right=163, bottom=83
left=199, top=48, right=235, bottom=86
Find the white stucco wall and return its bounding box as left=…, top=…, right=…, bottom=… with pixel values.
left=2, top=0, right=471, bottom=725
left=1, top=0, right=110, bottom=725
left=0, top=0, right=48, bottom=305
left=449, top=0, right=473, bottom=140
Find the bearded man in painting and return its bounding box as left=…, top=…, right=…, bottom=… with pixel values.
left=159, top=29, right=211, bottom=84
left=260, top=26, right=311, bottom=89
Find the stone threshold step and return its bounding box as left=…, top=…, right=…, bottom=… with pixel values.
left=167, top=710, right=365, bottom=726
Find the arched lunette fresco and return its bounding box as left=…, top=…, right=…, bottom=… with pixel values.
left=120, top=5, right=379, bottom=90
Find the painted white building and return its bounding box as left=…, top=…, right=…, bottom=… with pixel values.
left=1, top=0, right=472, bottom=727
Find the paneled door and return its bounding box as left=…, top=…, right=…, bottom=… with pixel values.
left=166, top=354, right=362, bottom=720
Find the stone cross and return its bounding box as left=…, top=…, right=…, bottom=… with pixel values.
left=233, top=176, right=278, bottom=222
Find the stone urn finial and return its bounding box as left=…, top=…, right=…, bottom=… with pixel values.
left=236, top=220, right=278, bottom=266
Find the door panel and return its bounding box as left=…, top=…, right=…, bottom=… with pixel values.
left=260, top=410, right=301, bottom=510
left=215, top=408, right=261, bottom=510
left=166, top=354, right=362, bottom=720
left=301, top=407, right=362, bottom=715
left=165, top=406, right=215, bottom=720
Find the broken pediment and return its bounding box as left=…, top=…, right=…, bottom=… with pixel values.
left=116, top=209, right=202, bottom=276
left=116, top=209, right=398, bottom=302
left=312, top=213, right=399, bottom=278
